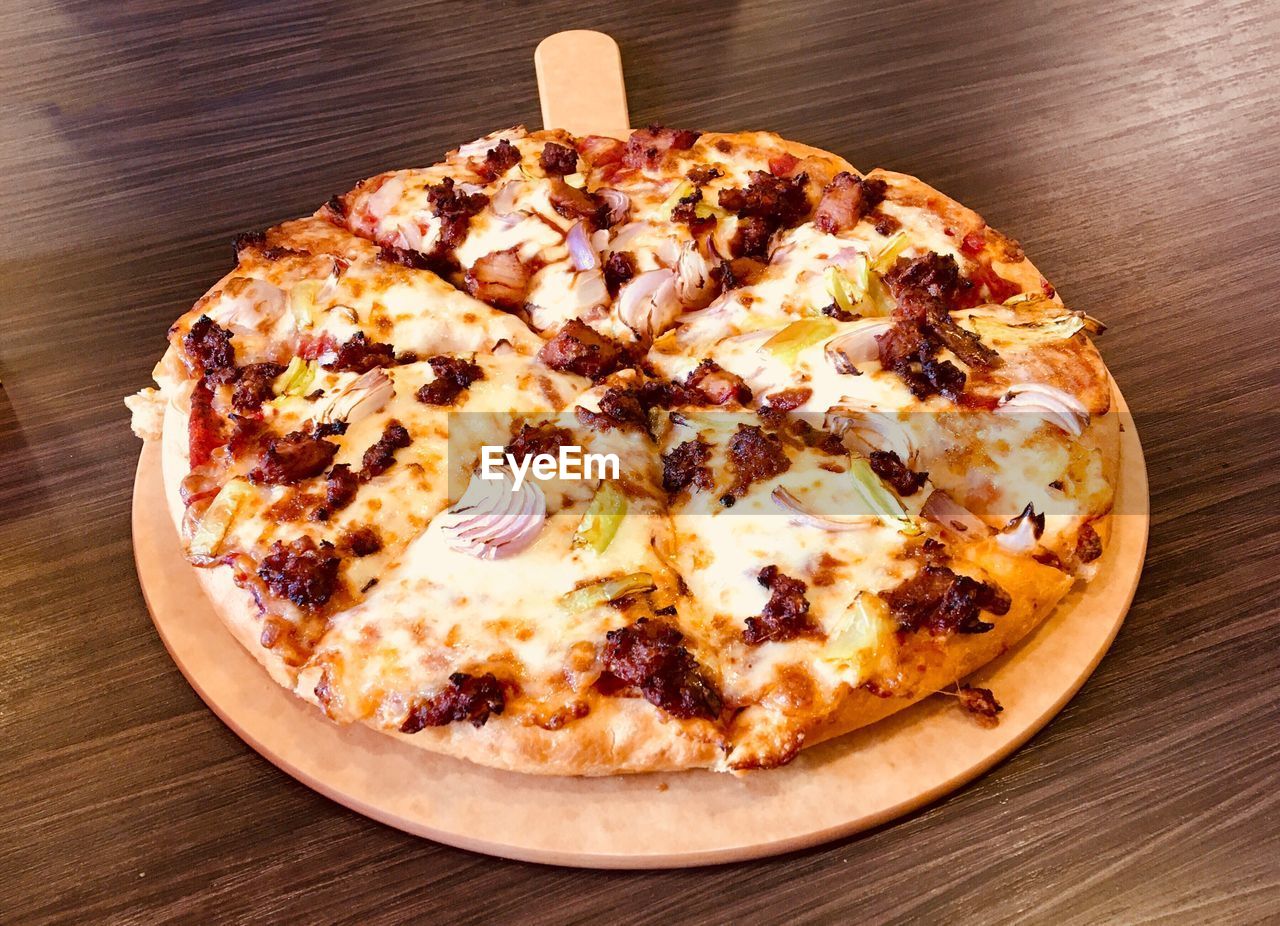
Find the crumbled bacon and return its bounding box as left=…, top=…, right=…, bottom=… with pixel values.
left=872, top=212, right=902, bottom=236
left=338, top=525, right=382, bottom=557
left=603, top=250, right=637, bottom=297
left=539, top=141, right=579, bottom=176
left=662, top=438, right=713, bottom=494
left=257, top=535, right=341, bottom=609
left=537, top=319, right=630, bottom=380
left=359, top=421, right=411, bottom=480
left=188, top=378, right=225, bottom=467
left=687, top=165, right=724, bottom=184
left=869, top=449, right=927, bottom=496
left=251, top=429, right=339, bottom=485
left=623, top=125, right=701, bottom=170
left=813, top=172, right=887, bottom=235
left=882, top=565, right=1011, bottom=635
left=600, top=618, right=722, bottom=720
left=547, top=179, right=605, bottom=226
left=415, top=355, right=485, bottom=406
left=324, top=463, right=359, bottom=512
left=576, top=134, right=626, bottom=167
left=324, top=332, right=397, bottom=373
left=400, top=672, right=505, bottom=731
left=744, top=565, right=819, bottom=645
left=1075, top=522, right=1103, bottom=563
left=957, top=684, right=1002, bottom=727
left=505, top=423, right=572, bottom=464
left=575, top=388, right=649, bottom=434
left=464, top=247, right=534, bottom=311
left=473, top=138, right=521, bottom=182
left=717, top=170, right=810, bottom=258
left=883, top=252, right=965, bottom=317
left=231, top=362, right=285, bottom=412
left=726, top=424, right=790, bottom=497
left=426, top=176, right=489, bottom=255
left=683, top=360, right=752, bottom=406
left=183, top=316, right=237, bottom=384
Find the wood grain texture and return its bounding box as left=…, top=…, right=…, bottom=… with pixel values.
left=0, top=0, right=1277, bottom=922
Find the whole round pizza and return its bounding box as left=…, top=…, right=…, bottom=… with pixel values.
left=128, top=125, right=1118, bottom=775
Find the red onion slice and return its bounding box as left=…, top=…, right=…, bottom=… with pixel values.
left=442, top=469, right=546, bottom=560
left=996, top=383, right=1090, bottom=436
left=675, top=242, right=717, bottom=308
left=996, top=503, right=1045, bottom=553
left=566, top=221, right=598, bottom=271
left=597, top=188, right=631, bottom=227
left=920, top=489, right=992, bottom=542
left=824, top=318, right=895, bottom=374
left=824, top=407, right=914, bottom=463
left=617, top=268, right=680, bottom=339
left=772, top=487, right=873, bottom=532
left=490, top=180, right=520, bottom=216
left=318, top=368, right=394, bottom=425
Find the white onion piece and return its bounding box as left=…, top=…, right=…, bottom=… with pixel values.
left=365, top=174, right=406, bottom=220
left=675, top=242, right=716, bottom=308
left=491, top=180, right=521, bottom=216
left=772, top=487, right=872, bottom=532
left=997, top=383, right=1090, bottom=436
left=597, top=188, right=631, bottom=226
left=920, top=489, right=992, bottom=542
left=215, top=279, right=288, bottom=334
left=318, top=368, right=394, bottom=425
left=654, top=237, right=681, bottom=267
left=824, top=407, right=914, bottom=463
left=617, top=268, right=680, bottom=339
left=454, top=128, right=526, bottom=160
left=566, top=221, right=597, bottom=271
left=606, top=220, right=650, bottom=253
left=442, top=469, right=546, bottom=560
left=570, top=269, right=608, bottom=310
left=824, top=318, right=895, bottom=374
left=997, top=504, right=1044, bottom=553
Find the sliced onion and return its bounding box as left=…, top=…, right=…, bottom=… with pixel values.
left=597, top=188, right=631, bottom=227
left=217, top=278, right=288, bottom=334
left=606, top=220, right=650, bottom=253
left=442, top=468, right=546, bottom=560
left=772, top=487, right=873, bottom=532
left=491, top=180, right=521, bottom=216
left=365, top=174, right=406, bottom=220
left=318, top=368, right=394, bottom=425
left=675, top=242, right=716, bottom=308
left=824, top=318, right=894, bottom=374
left=996, top=383, right=1090, bottom=436
left=997, top=503, right=1045, bottom=553
left=566, top=221, right=597, bottom=271
left=617, top=268, right=680, bottom=339
left=570, top=268, right=608, bottom=310
left=824, top=407, right=914, bottom=463
left=454, top=128, right=526, bottom=160
left=920, top=489, right=992, bottom=542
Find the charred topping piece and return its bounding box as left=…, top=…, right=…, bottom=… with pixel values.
left=683, top=359, right=753, bottom=407
left=1075, top=522, right=1103, bottom=563
left=726, top=424, right=791, bottom=498
left=188, top=378, right=226, bottom=468
left=183, top=316, right=237, bottom=384
left=547, top=179, right=606, bottom=227
left=623, top=125, right=701, bottom=170
left=359, top=421, right=411, bottom=480
left=743, top=565, right=820, bottom=645
left=251, top=428, right=339, bottom=485
left=575, top=387, right=649, bottom=434
left=603, top=250, right=637, bottom=297
left=601, top=618, right=722, bottom=720
left=427, top=176, right=489, bottom=258
left=537, top=319, right=630, bottom=380
left=539, top=141, right=579, bottom=177
left=662, top=438, right=713, bottom=494
left=505, top=423, right=572, bottom=464
left=324, top=332, right=397, bottom=373
left=813, top=172, right=887, bottom=235
left=231, top=362, right=286, bottom=412
left=882, top=564, right=1011, bottom=635
left=258, top=535, right=341, bottom=609
left=473, top=138, right=521, bottom=183
left=464, top=247, right=535, bottom=311
left=400, top=672, right=506, bottom=731
left=957, top=684, right=1002, bottom=728
left=869, top=449, right=928, bottom=496
left=415, top=355, right=485, bottom=406
left=323, top=463, right=359, bottom=513
left=717, top=170, right=811, bottom=258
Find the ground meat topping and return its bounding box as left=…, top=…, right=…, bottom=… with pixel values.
left=536, top=318, right=630, bottom=380
left=957, top=685, right=1002, bottom=728
left=231, top=362, right=286, bottom=412
left=623, top=125, right=701, bottom=170
left=427, top=176, right=489, bottom=255
left=1075, top=522, right=1103, bottom=563
left=464, top=246, right=535, bottom=311
left=687, top=165, right=724, bottom=185
left=744, top=565, right=819, bottom=645
left=183, top=316, right=237, bottom=384
left=813, top=172, right=887, bottom=235
left=257, top=535, right=341, bottom=610
left=359, top=421, right=411, bottom=480
left=882, top=565, right=1011, bottom=635
left=717, top=171, right=810, bottom=258
left=547, top=179, right=605, bottom=227
left=251, top=429, right=339, bottom=485
left=603, top=250, right=637, bottom=297
left=377, top=245, right=438, bottom=272
left=869, top=449, right=927, bottom=496
left=662, top=438, right=713, bottom=494
left=323, top=463, right=359, bottom=512
left=324, top=332, right=397, bottom=373
left=575, top=388, right=649, bottom=434
left=188, top=378, right=225, bottom=468
left=415, top=355, right=485, bottom=406
left=338, top=525, right=383, bottom=557
left=505, top=423, right=572, bottom=464
left=539, top=141, right=579, bottom=176
left=600, top=618, right=722, bottom=720
left=400, top=672, right=506, bottom=732
left=683, top=359, right=753, bottom=407
left=473, top=138, right=521, bottom=182
left=726, top=424, right=791, bottom=497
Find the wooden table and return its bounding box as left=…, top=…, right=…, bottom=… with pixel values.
left=2, top=1, right=1277, bottom=922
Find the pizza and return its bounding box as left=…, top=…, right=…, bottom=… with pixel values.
left=127, top=124, right=1118, bottom=775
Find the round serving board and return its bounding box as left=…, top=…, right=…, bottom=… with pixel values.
left=130, top=31, right=1150, bottom=867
